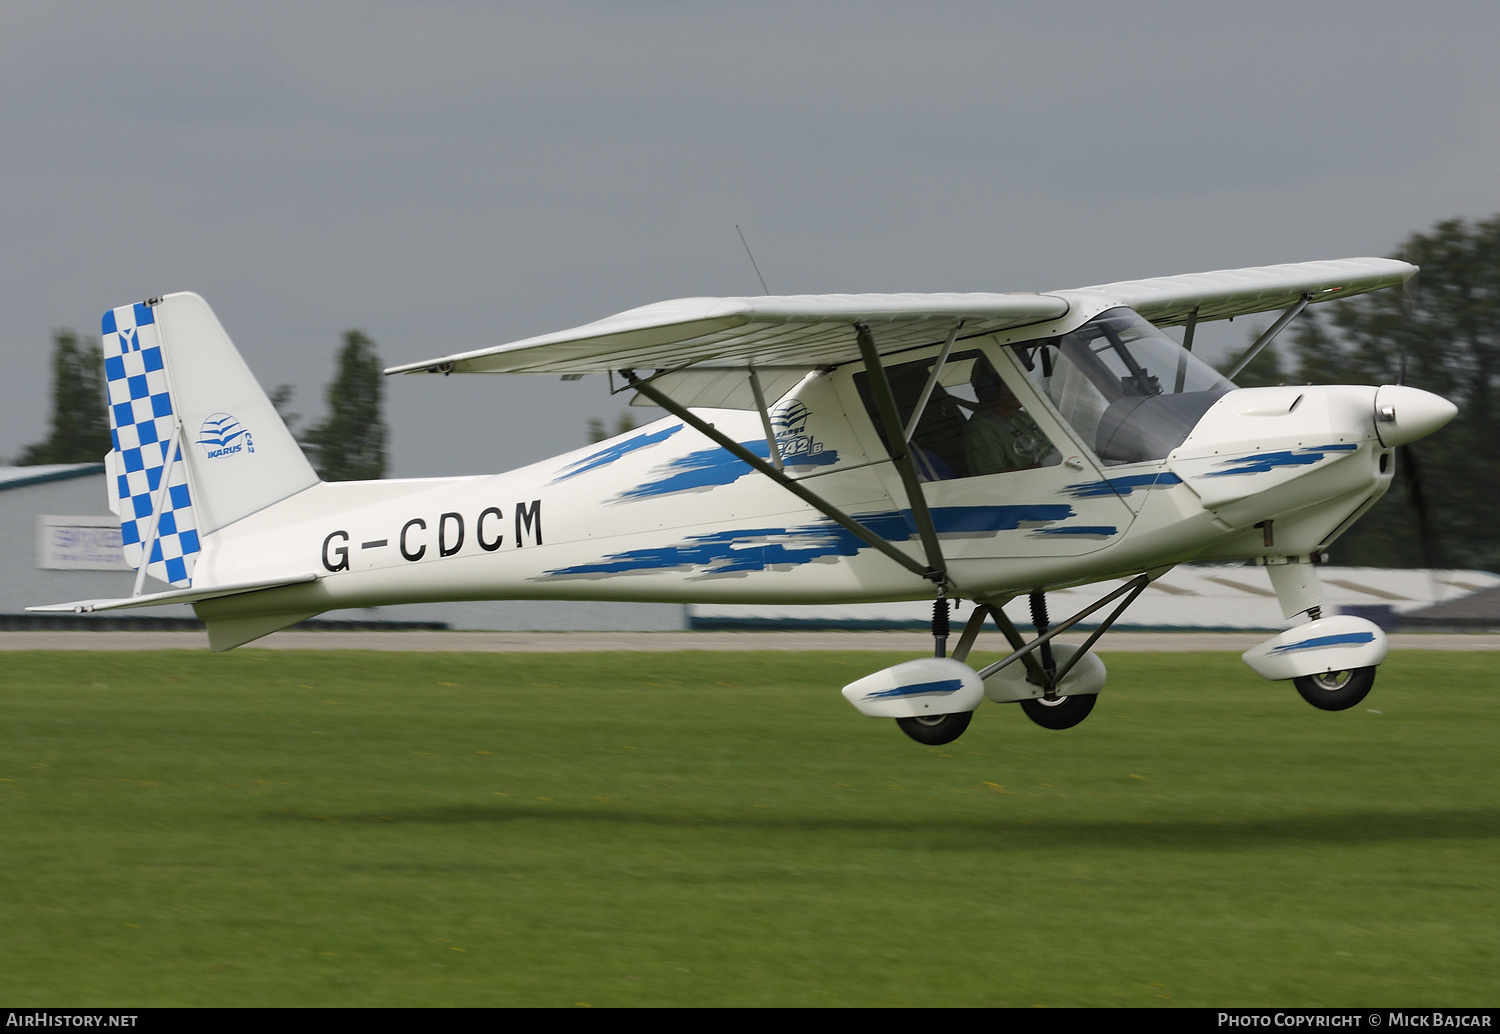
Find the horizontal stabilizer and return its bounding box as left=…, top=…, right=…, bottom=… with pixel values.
left=199, top=609, right=322, bottom=652
left=28, top=573, right=319, bottom=615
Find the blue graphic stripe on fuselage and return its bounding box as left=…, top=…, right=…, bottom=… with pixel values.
left=543, top=504, right=1077, bottom=578
left=1064, top=472, right=1182, bottom=498
left=551, top=424, right=684, bottom=482
left=930, top=504, right=1074, bottom=533
left=618, top=439, right=839, bottom=499
left=1206, top=444, right=1358, bottom=477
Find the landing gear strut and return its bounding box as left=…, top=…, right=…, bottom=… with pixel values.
left=960, top=577, right=1148, bottom=731
left=1010, top=591, right=1100, bottom=730
left=891, top=592, right=969, bottom=745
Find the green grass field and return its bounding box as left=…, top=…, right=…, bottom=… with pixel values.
left=1, top=647, right=1496, bottom=1007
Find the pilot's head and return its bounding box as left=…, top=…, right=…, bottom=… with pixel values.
left=971, top=360, right=1015, bottom=408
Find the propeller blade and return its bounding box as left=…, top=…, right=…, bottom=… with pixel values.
left=1398, top=444, right=1442, bottom=569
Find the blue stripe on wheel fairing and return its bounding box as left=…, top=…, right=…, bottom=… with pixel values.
left=1271, top=632, right=1377, bottom=653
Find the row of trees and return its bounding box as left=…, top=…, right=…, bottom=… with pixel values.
left=274, top=331, right=388, bottom=481
left=586, top=412, right=636, bottom=444
left=15, top=330, right=110, bottom=466
left=16, top=328, right=387, bottom=482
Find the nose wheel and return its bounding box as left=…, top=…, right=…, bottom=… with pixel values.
left=1293, top=667, right=1375, bottom=711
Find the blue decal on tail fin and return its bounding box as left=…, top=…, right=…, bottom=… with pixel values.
left=102, top=302, right=199, bottom=588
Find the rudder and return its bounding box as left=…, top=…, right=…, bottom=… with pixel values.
left=102, top=294, right=318, bottom=587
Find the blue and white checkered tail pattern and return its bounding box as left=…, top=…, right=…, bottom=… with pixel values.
left=102, top=302, right=200, bottom=587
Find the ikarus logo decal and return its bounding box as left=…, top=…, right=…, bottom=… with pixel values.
left=770, top=399, right=827, bottom=464
left=197, top=413, right=254, bottom=459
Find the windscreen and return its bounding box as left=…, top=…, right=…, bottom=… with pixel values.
left=1016, top=308, right=1232, bottom=465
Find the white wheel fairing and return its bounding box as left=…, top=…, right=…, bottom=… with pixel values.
left=981, top=642, right=1107, bottom=704
left=841, top=657, right=985, bottom=719
left=1242, top=616, right=1388, bottom=682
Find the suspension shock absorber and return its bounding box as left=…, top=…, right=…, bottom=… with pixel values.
left=1029, top=590, right=1057, bottom=697
left=931, top=589, right=950, bottom=658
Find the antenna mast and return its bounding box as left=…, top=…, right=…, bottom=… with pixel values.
left=735, top=225, right=771, bottom=296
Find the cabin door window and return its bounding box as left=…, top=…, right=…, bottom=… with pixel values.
left=851, top=349, right=1063, bottom=483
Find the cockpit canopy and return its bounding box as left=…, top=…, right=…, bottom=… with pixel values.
left=1015, top=307, right=1233, bottom=465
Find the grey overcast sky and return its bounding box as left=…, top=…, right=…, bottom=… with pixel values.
left=3, top=1, right=1498, bottom=476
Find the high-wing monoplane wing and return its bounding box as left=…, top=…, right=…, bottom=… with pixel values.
left=385, top=294, right=1069, bottom=376
left=1072, top=257, right=1416, bottom=327
left=385, top=257, right=1415, bottom=379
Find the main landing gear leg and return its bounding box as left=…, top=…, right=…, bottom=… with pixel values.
left=1019, top=590, right=1096, bottom=730
left=969, top=575, right=1150, bottom=731
left=892, top=592, right=969, bottom=745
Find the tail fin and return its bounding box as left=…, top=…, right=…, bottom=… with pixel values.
left=102, top=293, right=318, bottom=587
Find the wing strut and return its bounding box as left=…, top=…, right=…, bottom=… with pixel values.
left=1173, top=306, right=1199, bottom=393
left=952, top=575, right=1151, bottom=690
left=621, top=368, right=936, bottom=584
left=747, top=365, right=783, bottom=470
left=903, top=321, right=962, bottom=444
left=854, top=322, right=948, bottom=588
left=1224, top=293, right=1312, bottom=381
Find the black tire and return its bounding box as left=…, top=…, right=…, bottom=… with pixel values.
left=1293, top=667, right=1375, bottom=711
left=1019, top=693, right=1097, bottom=730
left=895, top=710, right=973, bottom=745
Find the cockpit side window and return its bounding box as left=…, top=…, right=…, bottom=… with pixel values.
left=853, top=349, right=1061, bottom=482
left=1016, top=308, right=1232, bottom=465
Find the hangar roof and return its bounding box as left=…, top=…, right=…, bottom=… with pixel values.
left=0, top=463, right=104, bottom=493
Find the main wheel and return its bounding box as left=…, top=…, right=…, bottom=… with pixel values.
left=1293, top=667, right=1375, bottom=711
left=1019, top=693, right=1097, bottom=730
left=895, top=710, right=973, bottom=745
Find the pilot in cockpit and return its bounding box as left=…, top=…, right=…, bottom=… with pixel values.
left=963, top=358, right=1057, bottom=476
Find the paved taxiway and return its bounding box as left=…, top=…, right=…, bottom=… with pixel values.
left=2, top=630, right=1497, bottom=652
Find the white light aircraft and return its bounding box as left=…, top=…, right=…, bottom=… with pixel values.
left=34, top=257, right=1457, bottom=744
